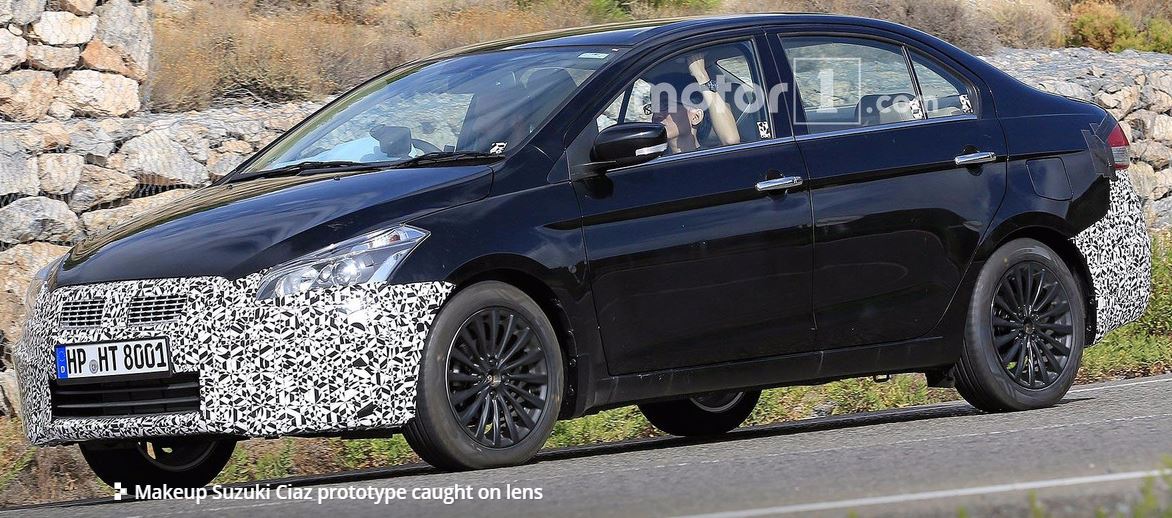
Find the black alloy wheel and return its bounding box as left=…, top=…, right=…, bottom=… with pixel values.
left=404, top=281, right=564, bottom=470
left=445, top=308, right=551, bottom=448
left=953, top=238, right=1085, bottom=412
left=991, top=261, right=1076, bottom=389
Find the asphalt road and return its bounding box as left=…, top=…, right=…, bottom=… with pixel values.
left=5, top=375, right=1172, bottom=517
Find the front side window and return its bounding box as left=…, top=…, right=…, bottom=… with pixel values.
left=782, top=36, right=921, bottom=135
left=240, top=47, right=620, bottom=174
left=596, top=40, right=771, bottom=156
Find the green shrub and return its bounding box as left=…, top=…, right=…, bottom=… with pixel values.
left=1134, top=232, right=1172, bottom=337
left=1116, top=17, right=1172, bottom=53
left=586, top=0, right=628, bottom=20
left=1067, top=1, right=1139, bottom=50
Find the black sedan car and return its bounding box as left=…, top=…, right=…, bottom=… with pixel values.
left=13, top=14, right=1150, bottom=486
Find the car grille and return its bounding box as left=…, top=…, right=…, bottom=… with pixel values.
left=127, top=295, right=188, bottom=326
left=57, top=294, right=188, bottom=328
left=50, top=373, right=201, bottom=418
left=59, top=299, right=106, bottom=328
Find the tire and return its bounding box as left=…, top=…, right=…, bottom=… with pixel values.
left=404, top=281, right=564, bottom=470
left=953, top=238, right=1086, bottom=412
left=639, top=390, right=760, bottom=436
left=79, top=438, right=235, bottom=489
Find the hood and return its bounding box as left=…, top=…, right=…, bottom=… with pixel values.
left=56, top=165, right=492, bottom=287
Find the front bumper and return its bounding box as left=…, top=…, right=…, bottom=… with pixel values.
left=13, top=274, right=452, bottom=445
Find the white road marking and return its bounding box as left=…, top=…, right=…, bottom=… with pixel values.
left=672, top=469, right=1172, bottom=518
left=154, top=501, right=291, bottom=515
left=502, top=412, right=1172, bottom=485
left=1070, top=376, right=1172, bottom=393
left=9, top=376, right=1169, bottom=516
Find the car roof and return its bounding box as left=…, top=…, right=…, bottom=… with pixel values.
left=426, top=14, right=930, bottom=58
left=416, top=13, right=1009, bottom=97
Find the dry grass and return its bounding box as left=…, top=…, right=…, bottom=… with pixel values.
left=1117, top=0, right=1172, bottom=24
left=0, top=416, right=108, bottom=506
left=150, top=1, right=420, bottom=111
left=148, top=0, right=633, bottom=111
left=145, top=0, right=1172, bottom=111
left=981, top=0, right=1068, bottom=48
left=148, top=0, right=1017, bottom=111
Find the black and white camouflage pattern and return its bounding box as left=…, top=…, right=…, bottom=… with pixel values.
left=13, top=275, right=452, bottom=445
left=1073, top=173, right=1151, bottom=342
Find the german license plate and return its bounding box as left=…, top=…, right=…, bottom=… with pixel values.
left=55, top=338, right=171, bottom=381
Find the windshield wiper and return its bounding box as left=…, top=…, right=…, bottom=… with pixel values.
left=228, top=152, right=503, bottom=183
left=387, top=151, right=502, bottom=169
left=227, top=160, right=368, bottom=183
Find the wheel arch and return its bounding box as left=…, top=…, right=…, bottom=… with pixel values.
left=446, top=256, right=584, bottom=418
left=979, top=220, right=1097, bottom=345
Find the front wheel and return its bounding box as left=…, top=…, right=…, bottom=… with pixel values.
left=404, top=281, right=564, bottom=470
left=639, top=390, right=760, bottom=436
left=79, top=438, right=236, bottom=489
left=953, top=238, right=1085, bottom=412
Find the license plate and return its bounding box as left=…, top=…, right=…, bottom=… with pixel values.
left=55, top=338, right=171, bottom=381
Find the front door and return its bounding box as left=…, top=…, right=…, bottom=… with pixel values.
left=572, top=36, right=816, bottom=375
left=773, top=33, right=1008, bottom=349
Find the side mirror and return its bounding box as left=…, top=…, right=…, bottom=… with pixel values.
left=572, top=122, right=668, bottom=180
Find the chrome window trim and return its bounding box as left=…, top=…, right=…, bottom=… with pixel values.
left=605, top=113, right=977, bottom=174
left=609, top=136, right=798, bottom=174
left=792, top=114, right=977, bottom=143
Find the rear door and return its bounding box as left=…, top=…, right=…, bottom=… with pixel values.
left=770, top=31, right=1008, bottom=349
left=571, top=34, right=817, bottom=375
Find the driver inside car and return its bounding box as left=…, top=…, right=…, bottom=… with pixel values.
left=643, top=53, right=742, bottom=155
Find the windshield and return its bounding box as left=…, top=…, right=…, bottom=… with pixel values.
left=238, top=47, right=622, bottom=175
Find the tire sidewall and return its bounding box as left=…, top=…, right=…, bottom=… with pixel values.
left=965, top=239, right=1085, bottom=410
left=80, top=439, right=235, bottom=488
left=640, top=390, right=760, bottom=436
left=413, top=281, right=564, bottom=468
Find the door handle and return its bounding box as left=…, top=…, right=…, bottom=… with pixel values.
left=954, top=151, right=997, bottom=167
left=756, top=176, right=803, bottom=192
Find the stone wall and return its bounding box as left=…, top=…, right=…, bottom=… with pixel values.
left=0, top=101, right=321, bottom=349
left=0, top=0, right=151, bottom=122
left=0, top=47, right=1171, bottom=357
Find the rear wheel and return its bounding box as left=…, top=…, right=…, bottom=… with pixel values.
left=953, top=238, right=1085, bottom=412
left=404, top=281, right=563, bottom=470
left=639, top=390, right=760, bottom=436
left=79, top=438, right=235, bottom=489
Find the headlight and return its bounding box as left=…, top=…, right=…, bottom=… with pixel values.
left=256, top=225, right=428, bottom=300
left=26, top=255, right=65, bottom=308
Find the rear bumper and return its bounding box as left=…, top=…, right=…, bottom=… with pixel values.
left=12, top=275, right=452, bottom=445
left=1073, top=172, right=1152, bottom=341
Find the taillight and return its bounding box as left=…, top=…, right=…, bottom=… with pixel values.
left=1107, top=123, right=1130, bottom=171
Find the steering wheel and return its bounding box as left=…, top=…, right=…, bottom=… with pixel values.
left=412, top=139, right=441, bottom=154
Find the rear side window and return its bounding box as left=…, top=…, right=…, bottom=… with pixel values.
left=781, top=37, right=921, bottom=134
left=909, top=52, right=974, bottom=118
left=780, top=36, right=976, bottom=135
